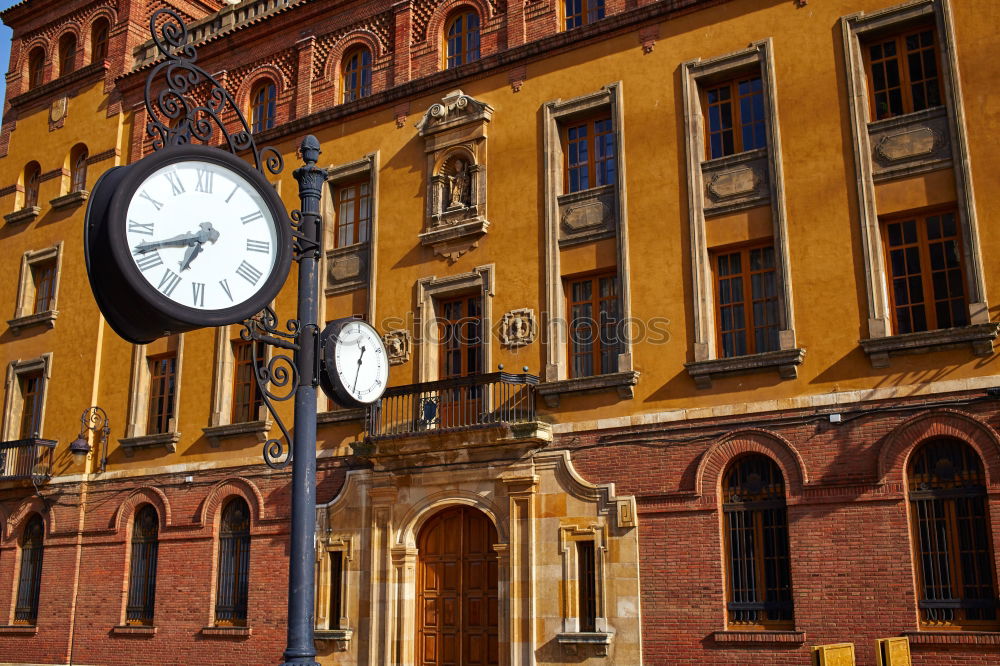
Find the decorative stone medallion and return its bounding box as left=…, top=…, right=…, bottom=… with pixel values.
left=500, top=309, right=537, bottom=348
left=383, top=329, right=411, bottom=366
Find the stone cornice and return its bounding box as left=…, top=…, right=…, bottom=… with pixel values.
left=8, top=62, right=107, bottom=111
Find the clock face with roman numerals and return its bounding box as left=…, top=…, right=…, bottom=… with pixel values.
left=87, top=144, right=293, bottom=343
left=124, top=159, right=279, bottom=311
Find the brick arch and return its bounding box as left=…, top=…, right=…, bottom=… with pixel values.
left=322, top=31, right=382, bottom=102
left=426, top=0, right=491, bottom=65
left=21, top=38, right=50, bottom=82
left=3, top=496, right=51, bottom=542
left=84, top=9, right=116, bottom=62
left=235, top=66, right=286, bottom=112
left=111, top=486, right=171, bottom=534
left=695, top=429, right=807, bottom=499
left=197, top=477, right=265, bottom=528
left=397, top=489, right=507, bottom=549
left=877, top=409, right=1000, bottom=487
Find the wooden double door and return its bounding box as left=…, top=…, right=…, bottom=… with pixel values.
left=418, top=506, right=499, bottom=666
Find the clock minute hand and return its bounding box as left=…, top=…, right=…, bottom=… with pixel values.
left=353, top=345, right=366, bottom=392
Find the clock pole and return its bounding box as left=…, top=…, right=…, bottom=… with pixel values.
left=282, top=135, right=324, bottom=666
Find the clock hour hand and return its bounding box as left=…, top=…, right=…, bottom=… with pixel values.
left=177, top=223, right=219, bottom=271
left=179, top=243, right=203, bottom=272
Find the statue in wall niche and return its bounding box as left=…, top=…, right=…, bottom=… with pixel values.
left=446, top=159, right=470, bottom=209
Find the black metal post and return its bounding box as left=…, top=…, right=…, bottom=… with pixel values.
left=282, top=136, right=323, bottom=666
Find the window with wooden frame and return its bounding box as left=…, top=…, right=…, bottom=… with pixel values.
left=563, top=0, right=604, bottom=30
left=702, top=74, right=766, bottom=159
left=711, top=243, right=779, bottom=358
left=70, top=144, right=88, bottom=193
left=215, top=498, right=251, bottom=626
left=723, top=454, right=794, bottom=630
left=30, top=258, right=56, bottom=315
left=341, top=48, right=372, bottom=103
left=27, top=48, right=44, bottom=89
left=146, top=353, right=177, bottom=435
left=91, top=19, right=109, bottom=64
left=334, top=180, right=371, bottom=248
left=23, top=161, right=41, bottom=209
left=864, top=24, right=942, bottom=121
left=58, top=33, right=76, bottom=77
left=563, top=115, right=615, bottom=194
left=125, top=504, right=159, bottom=626
left=908, top=438, right=999, bottom=629
left=250, top=80, right=276, bottom=133
left=437, top=295, right=483, bottom=427
left=567, top=272, right=621, bottom=379
left=577, top=541, right=597, bottom=632
left=17, top=370, right=44, bottom=440
left=445, top=9, right=480, bottom=69
left=231, top=339, right=264, bottom=423
left=882, top=209, right=967, bottom=335
left=14, top=514, right=44, bottom=625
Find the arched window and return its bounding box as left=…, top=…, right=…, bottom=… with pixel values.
left=58, top=33, right=76, bottom=77
left=126, top=505, right=159, bottom=625
left=23, top=161, right=41, bottom=209
left=28, top=47, right=45, bottom=89
left=564, top=0, right=604, bottom=30
left=216, top=497, right=251, bottom=626
left=91, top=19, right=110, bottom=64
left=250, top=80, right=276, bottom=133
left=70, top=144, right=88, bottom=192
left=722, top=454, right=794, bottom=629
left=445, top=9, right=480, bottom=69
left=908, top=438, right=999, bottom=628
left=14, top=514, right=44, bottom=625
left=341, top=47, right=372, bottom=103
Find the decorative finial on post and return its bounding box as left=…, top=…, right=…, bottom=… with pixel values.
left=299, top=135, right=321, bottom=166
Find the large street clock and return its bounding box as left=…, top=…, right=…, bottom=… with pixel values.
left=85, top=144, right=292, bottom=343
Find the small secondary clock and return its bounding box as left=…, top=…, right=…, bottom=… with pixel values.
left=320, top=318, right=389, bottom=409
left=85, top=144, right=292, bottom=343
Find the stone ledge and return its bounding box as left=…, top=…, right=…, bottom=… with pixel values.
left=685, top=348, right=805, bottom=389
left=202, top=420, right=271, bottom=448
left=317, top=408, right=366, bottom=424
left=49, top=190, right=89, bottom=210
left=314, top=628, right=353, bottom=642
left=4, top=206, right=40, bottom=226
left=119, top=431, right=181, bottom=456
left=557, top=631, right=614, bottom=657
left=200, top=626, right=251, bottom=638
left=0, top=625, right=38, bottom=635
left=7, top=310, right=57, bottom=335
left=711, top=630, right=805, bottom=644
left=903, top=630, right=1000, bottom=646
left=8, top=62, right=107, bottom=110
left=537, top=371, right=639, bottom=408
left=860, top=323, right=999, bottom=368
left=418, top=216, right=489, bottom=262
left=111, top=625, right=156, bottom=636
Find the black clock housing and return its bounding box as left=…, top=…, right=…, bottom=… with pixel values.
left=319, top=318, right=387, bottom=409
left=84, top=145, right=292, bottom=344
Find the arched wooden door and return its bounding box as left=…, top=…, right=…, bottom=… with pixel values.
left=418, top=506, right=499, bottom=666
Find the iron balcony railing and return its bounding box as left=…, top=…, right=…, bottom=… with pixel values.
left=367, top=372, right=538, bottom=439
left=0, top=438, right=56, bottom=481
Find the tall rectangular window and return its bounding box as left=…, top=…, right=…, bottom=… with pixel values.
left=329, top=551, right=343, bottom=629
left=577, top=541, right=597, bottom=632
left=334, top=181, right=371, bottom=248
left=31, top=259, right=56, bottom=314
left=18, top=371, right=43, bottom=440
left=882, top=210, right=967, bottom=335
left=712, top=244, right=779, bottom=358
left=703, top=75, right=766, bottom=159
left=865, top=26, right=941, bottom=120
left=438, top=295, right=483, bottom=427
left=216, top=498, right=251, bottom=626
left=14, top=515, right=44, bottom=625
left=563, top=116, right=615, bottom=194
left=567, top=273, right=621, bottom=378
left=231, top=340, right=263, bottom=423
left=126, top=505, right=159, bottom=625
left=146, top=353, right=177, bottom=435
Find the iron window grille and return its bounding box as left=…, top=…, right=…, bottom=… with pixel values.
left=215, top=498, right=251, bottom=626
left=126, top=505, right=160, bottom=625
left=14, top=514, right=45, bottom=625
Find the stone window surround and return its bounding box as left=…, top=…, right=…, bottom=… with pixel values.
left=841, top=0, right=991, bottom=363
left=203, top=327, right=272, bottom=447
left=120, top=338, right=184, bottom=454
left=556, top=524, right=614, bottom=657
left=1, top=353, right=52, bottom=441
left=415, top=265, right=495, bottom=383
left=313, top=534, right=354, bottom=645
left=542, top=83, right=635, bottom=388
left=320, top=152, right=379, bottom=298
left=681, top=39, right=801, bottom=388
left=9, top=242, right=62, bottom=334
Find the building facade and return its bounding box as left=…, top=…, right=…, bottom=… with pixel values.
left=0, top=0, right=998, bottom=664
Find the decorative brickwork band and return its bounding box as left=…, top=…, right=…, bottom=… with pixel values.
left=695, top=428, right=807, bottom=500
left=197, top=476, right=267, bottom=528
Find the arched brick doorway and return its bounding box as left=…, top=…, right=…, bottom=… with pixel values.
left=417, top=505, right=499, bottom=666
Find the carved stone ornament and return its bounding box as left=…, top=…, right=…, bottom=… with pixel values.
left=417, top=91, right=493, bottom=263
left=49, top=97, right=68, bottom=124
left=874, top=126, right=943, bottom=163
left=707, top=166, right=761, bottom=201
left=383, top=329, right=411, bottom=366
left=500, top=309, right=537, bottom=348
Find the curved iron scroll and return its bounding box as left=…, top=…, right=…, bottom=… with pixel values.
left=241, top=307, right=302, bottom=469
left=144, top=8, right=283, bottom=176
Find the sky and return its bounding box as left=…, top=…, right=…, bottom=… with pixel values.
left=0, top=0, right=20, bottom=118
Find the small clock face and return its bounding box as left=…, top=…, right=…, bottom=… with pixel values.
left=124, top=160, right=279, bottom=311
left=328, top=320, right=389, bottom=405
